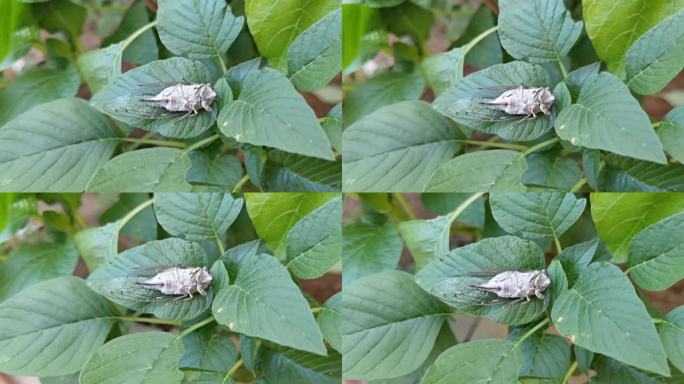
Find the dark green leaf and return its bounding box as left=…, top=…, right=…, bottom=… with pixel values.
left=422, top=47, right=464, bottom=96
left=317, top=292, right=341, bottom=352
left=77, top=43, right=124, bottom=94
left=398, top=215, right=452, bottom=270
left=101, top=1, right=158, bottom=65
left=659, top=306, right=684, bottom=372
left=600, top=155, right=684, bottom=191
left=420, top=193, right=485, bottom=228
left=511, top=329, right=571, bottom=380
left=592, top=355, right=662, bottom=384
left=101, top=194, right=157, bottom=242
left=342, top=224, right=403, bottom=286
left=180, top=327, right=236, bottom=372
left=547, top=259, right=568, bottom=305
left=380, top=1, right=433, bottom=44
left=261, top=347, right=341, bottom=384
left=557, top=239, right=599, bottom=287
left=452, top=6, right=501, bottom=69
left=522, top=152, right=580, bottom=191
left=263, top=151, right=341, bottom=192
left=74, top=222, right=119, bottom=271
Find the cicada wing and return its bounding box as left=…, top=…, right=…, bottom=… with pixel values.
left=97, top=277, right=171, bottom=303
left=128, top=82, right=192, bottom=96
left=102, top=95, right=180, bottom=120
left=444, top=99, right=518, bottom=123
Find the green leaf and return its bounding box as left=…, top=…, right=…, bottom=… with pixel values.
left=0, top=98, right=118, bottom=192
left=40, top=373, right=80, bottom=384
left=245, top=192, right=336, bottom=257
left=240, top=334, right=260, bottom=374
left=342, top=224, right=403, bottom=286
left=101, top=194, right=157, bottom=242
left=433, top=61, right=553, bottom=142
left=452, top=6, right=501, bottom=69
left=416, top=236, right=547, bottom=325
left=342, top=270, right=446, bottom=381
left=321, top=103, right=341, bottom=152
left=0, top=277, right=115, bottom=376
left=625, top=10, right=684, bottom=95
left=498, top=0, right=582, bottom=63
left=263, top=151, right=341, bottom=192
left=0, top=240, right=79, bottom=301
left=557, top=239, right=599, bottom=287
left=0, top=0, right=23, bottom=62
left=420, top=339, right=522, bottom=384
left=591, top=193, right=684, bottom=262
left=0, top=67, right=80, bottom=128
left=522, top=152, right=581, bottom=191
left=510, top=329, right=571, bottom=380
left=91, top=57, right=216, bottom=138
left=420, top=193, right=485, bottom=228
left=489, top=192, right=586, bottom=239
left=380, top=1, right=433, bottom=44
left=547, top=259, right=568, bottom=305
left=180, top=327, right=236, bottom=372
left=211, top=253, right=326, bottom=354
left=555, top=72, right=666, bottom=164
left=261, top=347, right=341, bottom=384
left=398, top=215, right=451, bottom=270
left=287, top=9, right=341, bottom=91
left=218, top=65, right=334, bottom=160
left=186, top=152, right=244, bottom=191
left=245, top=0, right=338, bottom=70
left=154, top=192, right=243, bottom=241
left=0, top=26, right=40, bottom=72
left=658, top=106, right=684, bottom=164
left=317, top=292, right=341, bottom=352
left=659, top=306, right=684, bottom=372
left=87, top=148, right=192, bottom=192
left=342, top=101, right=458, bottom=192
left=551, top=262, right=669, bottom=375
left=285, top=196, right=341, bottom=279
left=87, top=238, right=212, bottom=321
left=628, top=212, right=684, bottom=290
left=32, top=0, right=85, bottom=39
left=74, top=222, right=119, bottom=271
left=592, top=355, right=663, bottom=384
left=342, top=3, right=380, bottom=69
left=422, top=47, right=464, bottom=96
left=77, top=43, right=124, bottom=94
left=600, top=155, right=684, bottom=191
left=101, top=0, right=158, bottom=65
left=80, top=332, right=184, bottom=384
left=426, top=150, right=528, bottom=192
left=575, top=346, right=594, bottom=374
left=0, top=193, right=13, bottom=234
left=583, top=0, right=683, bottom=74
left=157, top=0, right=243, bottom=59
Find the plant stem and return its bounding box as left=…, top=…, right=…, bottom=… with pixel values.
left=512, top=317, right=550, bottom=350
left=122, top=20, right=157, bottom=51
left=394, top=193, right=417, bottom=220
left=114, top=316, right=182, bottom=326
left=119, top=137, right=187, bottom=148
left=562, top=361, right=578, bottom=384
left=465, top=26, right=498, bottom=53
left=458, top=140, right=528, bottom=151
left=181, top=134, right=220, bottom=156
left=128, top=131, right=158, bottom=150
left=118, top=198, right=154, bottom=230
left=448, top=192, right=485, bottom=224
left=522, top=137, right=559, bottom=156
left=557, top=58, right=569, bottom=79
left=570, top=177, right=587, bottom=192
left=232, top=174, right=250, bottom=193
left=217, top=55, right=228, bottom=74
left=310, top=307, right=322, bottom=314
left=222, top=358, right=243, bottom=383
left=652, top=318, right=664, bottom=324
left=215, top=236, right=226, bottom=255
left=176, top=317, right=215, bottom=340
left=554, top=235, right=563, bottom=254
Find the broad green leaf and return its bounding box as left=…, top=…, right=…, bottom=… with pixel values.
left=555, top=72, right=666, bottom=164
left=422, top=47, right=464, bottom=96
left=420, top=339, right=522, bottom=384
left=77, top=42, right=124, bottom=94
left=101, top=0, right=158, bottom=65
left=285, top=196, right=342, bottom=279
left=628, top=212, right=684, bottom=291
left=522, top=152, right=581, bottom=191
left=398, top=215, right=451, bottom=270
left=342, top=101, right=458, bottom=192
left=342, top=224, right=403, bottom=286
left=659, top=306, right=684, bottom=372
left=261, top=347, right=341, bottom=384
left=263, top=151, right=341, bottom=192
left=157, top=0, right=243, bottom=59
left=321, top=103, right=341, bottom=151
left=101, top=194, right=157, bottom=242
left=245, top=0, right=338, bottom=69
left=218, top=65, right=334, bottom=160
left=86, top=148, right=192, bottom=192
left=591, top=193, right=684, bottom=262
left=426, top=150, right=528, bottom=192
left=625, top=10, right=684, bottom=95
left=180, top=327, right=236, bottom=372
left=498, top=0, right=582, bottom=63
left=88, top=238, right=212, bottom=321
left=245, top=192, right=336, bottom=257
left=0, top=98, right=118, bottom=192
left=32, top=0, right=86, bottom=39
left=592, top=355, right=662, bottom=384
left=575, top=346, right=594, bottom=374
left=0, top=277, right=115, bottom=376
left=416, top=236, right=547, bottom=325
left=154, top=192, right=243, bottom=241
left=80, top=332, right=184, bottom=384
left=0, top=240, right=79, bottom=301
left=600, top=155, right=684, bottom=191
left=0, top=66, right=80, bottom=128
left=182, top=371, right=226, bottom=384
left=341, top=3, right=380, bottom=69
left=240, top=334, right=260, bottom=374
left=317, top=292, right=341, bottom=352
left=91, top=57, right=216, bottom=138
left=342, top=270, right=446, bottom=380
left=0, top=1, right=23, bottom=61
left=0, top=193, right=13, bottom=234
left=212, top=253, right=326, bottom=355
left=583, top=149, right=602, bottom=191
left=381, top=1, right=433, bottom=44
left=547, top=259, right=568, bottom=305
left=288, top=9, right=341, bottom=91
left=343, top=71, right=426, bottom=126
left=557, top=239, right=599, bottom=287
left=509, top=329, right=571, bottom=380
left=583, top=0, right=683, bottom=74
left=433, top=61, right=553, bottom=141
left=40, top=373, right=80, bottom=384
left=420, top=193, right=485, bottom=228
left=74, top=221, right=119, bottom=271
left=551, top=262, right=669, bottom=375
left=658, top=105, right=684, bottom=164
left=489, top=193, right=586, bottom=239
left=564, top=62, right=601, bottom=100
left=187, top=152, right=243, bottom=190
left=452, top=6, right=501, bottom=69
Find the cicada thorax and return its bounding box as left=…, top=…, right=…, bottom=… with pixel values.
left=479, top=85, right=555, bottom=119
left=470, top=269, right=551, bottom=300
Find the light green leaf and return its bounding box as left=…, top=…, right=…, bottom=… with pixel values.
left=0, top=1, right=23, bottom=62
left=263, top=151, right=341, bottom=192
left=87, top=148, right=192, bottom=192
left=157, top=0, right=243, bottom=59
left=659, top=306, right=684, bottom=372
left=489, top=192, right=586, bottom=239
left=422, top=47, right=464, bottom=96
left=317, top=292, right=341, bottom=352
left=342, top=270, right=446, bottom=381
left=498, top=0, right=582, bottom=63
left=80, top=332, right=184, bottom=384
left=245, top=0, right=338, bottom=70
left=245, top=192, right=336, bottom=257
left=285, top=196, right=341, bottom=279
left=420, top=339, right=522, bottom=384
left=87, top=238, right=212, bottom=321
left=628, top=212, right=684, bottom=290
left=212, top=253, right=326, bottom=355
left=551, top=262, right=669, bottom=376
left=261, top=347, right=341, bottom=384
left=342, top=224, right=403, bottom=286
left=342, top=3, right=381, bottom=69
left=40, top=373, right=80, bottom=384
left=426, top=150, right=528, bottom=192
left=583, top=0, right=683, bottom=74
left=154, top=192, right=243, bottom=241
left=0, top=277, right=115, bottom=376
left=180, top=327, right=236, bottom=372
left=288, top=9, right=341, bottom=91
left=77, top=43, right=124, bottom=94
left=398, top=215, right=451, bottom=270
left=91, top=57, right=216, bottom=138
left=591, top=193, right=684, bottom=262
left=625, top=10, right=684, bottom=95
left=342, top=101, right=458, bottom=192
left=218, top=65, right=334, bottom=160
left=600, top=155, right=684, bottom=191
left=555, top=72, right=666, bottom=164
left=74, top=222, right=119, bottom=271
left=0, top=98, right=118, bottom=192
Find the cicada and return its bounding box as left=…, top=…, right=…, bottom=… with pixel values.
left=99, top=265, right=213, bottom=302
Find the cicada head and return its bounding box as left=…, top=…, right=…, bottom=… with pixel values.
left=198, top=83, right=217, bottom=111
left=538, top=87, right=555, bottom=114
left=194, top=266, right=213, bottom=289
left=533, top=269, right=552, bottom=291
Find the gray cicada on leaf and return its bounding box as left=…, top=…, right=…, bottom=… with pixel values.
left=445, top=85, right=555, bottom=124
